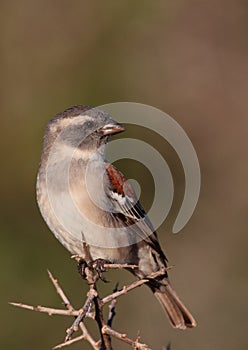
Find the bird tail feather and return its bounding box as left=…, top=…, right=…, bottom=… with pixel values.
left=154, top=282, right=197, bottom=330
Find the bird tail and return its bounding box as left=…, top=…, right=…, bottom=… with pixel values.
left=153, top=281, right=197, bottom=330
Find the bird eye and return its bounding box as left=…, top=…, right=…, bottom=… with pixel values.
left=86, top=121, right=93, bottom=129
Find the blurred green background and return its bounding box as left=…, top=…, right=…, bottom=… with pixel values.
left=1, top=0, right=248, bottom=349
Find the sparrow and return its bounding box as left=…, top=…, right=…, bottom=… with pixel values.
left=36, top=105, right=196, bottom=330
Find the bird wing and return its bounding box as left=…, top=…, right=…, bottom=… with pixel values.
left=105, top=163, right=167, bottom=264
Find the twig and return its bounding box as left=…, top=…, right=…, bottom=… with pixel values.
left=102, top=325, right=151, bottom=350
left=107, top=283, right=118, bottom=327
left=71, top=255, right=138, bottom=270
left=48, top=270, right=98, bottom=349
left=65, top=287, right=97, bottom=341
left=69, top=250, right=114, bottom=349
left=9, top=302, right=78, bottom=316
left=102, top=268, right=169, bottom=305
left=94, top=299, right=113, bottom=350
left=53, top=335, right=85, bottom=349
left=47, top=270, right=74, bottom=311
left=98, top=263, right=138, bottom=270
left=10, top=257, right=171, bottom=349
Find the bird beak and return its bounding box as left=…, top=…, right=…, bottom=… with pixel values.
left=99, top=123, right=125, bottom=136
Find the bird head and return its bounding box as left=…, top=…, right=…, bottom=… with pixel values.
left=43, top=105, right=125, bottom=158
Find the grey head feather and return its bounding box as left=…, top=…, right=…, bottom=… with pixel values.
left=40, top=105, right=121, bottom=163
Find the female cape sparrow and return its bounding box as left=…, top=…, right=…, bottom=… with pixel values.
left=36, top=105, right=196, bottom=330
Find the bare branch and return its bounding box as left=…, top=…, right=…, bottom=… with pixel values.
left=102, top=325, right=152, bottom=350
left=11, top=261, right=171, bottom=349
left=102, top=268, right=170, bottom=305
left=47, top=270, right=74, bottom=311
left=53, top=335, right=85, bottom=349
left=9, top=302, right=78, bottom=316
left=47, top=270, right=98, bottom=349
left=98, top=263, right=138, bottom=270
left=71, top=254, right=138, bottom=270
left=65, top=287, right=97, bottom=342
left=107, top=283, right=118, bottom=327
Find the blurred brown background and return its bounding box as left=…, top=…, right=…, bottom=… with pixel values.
left=1, top=0, right=248, bottom=349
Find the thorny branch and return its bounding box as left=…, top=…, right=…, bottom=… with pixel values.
left=10, top=244, right=171, bottom=350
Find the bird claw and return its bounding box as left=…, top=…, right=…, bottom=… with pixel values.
left=77, top=258, right=88, bottom=279
left=77, top=258, right=110, bottom=282
left=89, top=258, right=110, bottom=283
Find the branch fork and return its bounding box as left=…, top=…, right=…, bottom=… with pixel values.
left=10, top=243, right=171, bottom=349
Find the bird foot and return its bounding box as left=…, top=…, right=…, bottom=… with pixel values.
left=77, top=258, right=110, bottom=282
left=89, top=258, right=110, bottom=283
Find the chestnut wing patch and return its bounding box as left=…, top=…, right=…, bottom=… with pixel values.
left=105, top=163, right=167, bottom=264
left=105, top=164, right=135, bottom=198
